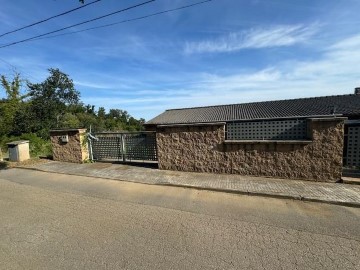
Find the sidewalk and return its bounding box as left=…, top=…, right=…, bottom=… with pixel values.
left=18, top=160, right=360, bottom=208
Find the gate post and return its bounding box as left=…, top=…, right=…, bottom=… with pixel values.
left=50, top=128, right=88, bottom=163
left=120, top=134, right=126, bottom=162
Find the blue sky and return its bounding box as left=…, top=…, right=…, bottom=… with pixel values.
left=0, top=0, right=360, bottom=121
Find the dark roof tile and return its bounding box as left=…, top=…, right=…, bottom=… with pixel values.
left=145, top=94, right=360, bottom=125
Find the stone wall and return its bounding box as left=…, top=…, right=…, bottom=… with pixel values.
left=50, top=129, right=88, bottom=163
left=156, top=118, right=345, bottom=182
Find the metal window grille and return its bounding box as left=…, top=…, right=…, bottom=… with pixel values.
left=346, top=127, right=360, bottom=167
left=226, top=119, right=307, bottom=140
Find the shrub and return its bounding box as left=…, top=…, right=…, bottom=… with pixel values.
left=0, top=133, right=52, bottom=158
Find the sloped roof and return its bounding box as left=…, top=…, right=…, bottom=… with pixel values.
left=145, top=94, right=360, bottom=125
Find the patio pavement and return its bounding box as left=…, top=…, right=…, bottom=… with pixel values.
left=16, top=160, right=360, bottom=208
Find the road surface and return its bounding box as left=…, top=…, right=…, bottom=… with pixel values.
left=0, top=168, right=359, bottom=269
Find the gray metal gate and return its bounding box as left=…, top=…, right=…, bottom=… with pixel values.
left=344, top=122, right=360, bottom=167
left=90, top=132, right=157, bottom=162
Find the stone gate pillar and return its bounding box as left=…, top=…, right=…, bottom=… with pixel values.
left=50, top=129, right=88, bottom=163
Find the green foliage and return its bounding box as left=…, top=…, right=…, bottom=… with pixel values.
left=58, top=113, right=81, bottom=129
left=1, top=73, right=21, bottom=101
left=0, top=68, right=146, bottom=157
left=0, top=133, right=52, bottom=158
left=97, top=107, right=106, bottom=118
left=27, top=68, right=81, bottom=134
left=0, top=73, right=25, bottom=135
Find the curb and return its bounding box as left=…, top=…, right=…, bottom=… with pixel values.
left=159, top=183, right=360, bottom=208
left=10, top=166, right=360, bottom=209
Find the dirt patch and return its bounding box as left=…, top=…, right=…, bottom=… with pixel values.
left=1, top=158, right=51, bottom=170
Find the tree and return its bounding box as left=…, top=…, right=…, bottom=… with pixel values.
left=0, top=73, right=25, bottom=136
left=97, top=107, right=106, bottom=118
left=59, top=113, right=81, bottom=128
left=1, top=66, right=146, bottom=141
left=12, top=102, right=35, bottom=135
left=28, top=68, right=79, bottom=105
left=85, top=104, right=96, bottom=115
left=0, top=66, right=147, bottom=157
left=27, top=68, right=80, bottom=136
left=1, top=73, right=22, bottom=101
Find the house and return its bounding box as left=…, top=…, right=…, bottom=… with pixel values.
left=145, top=88, right=360, bottom=182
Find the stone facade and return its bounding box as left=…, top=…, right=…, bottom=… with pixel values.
left=156, top=118, right=345, bottom=182
left=50, top=129, right=88, bottom=163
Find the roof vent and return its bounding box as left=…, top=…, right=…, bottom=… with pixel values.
left=355, top=87, right=360, bottom=95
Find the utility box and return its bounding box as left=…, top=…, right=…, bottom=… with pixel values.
left=6, top=140, right=30, bottom=162
left=60, top=135, right=69, bottom=143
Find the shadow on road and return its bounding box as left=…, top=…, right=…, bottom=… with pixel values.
left=119, top=161, right=159, bottom=169
left=0, top=161, right=9, bottom=170
left=92, top=160, right=159, bottom=169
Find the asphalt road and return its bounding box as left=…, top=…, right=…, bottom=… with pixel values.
left=0, top=168, right=359, bottom=270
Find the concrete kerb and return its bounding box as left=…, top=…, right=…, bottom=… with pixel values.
left=12, top=165, right=360, bottom=208
left=159, top=183, right=360, bottom=208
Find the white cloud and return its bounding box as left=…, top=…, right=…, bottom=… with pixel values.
left=184, top=24, right=319, bottom=54
left=81, top=28, right=360, bottom=120
left=123, top=33, right=360, bottom=119
left=179, top=33, right=360, bottom=108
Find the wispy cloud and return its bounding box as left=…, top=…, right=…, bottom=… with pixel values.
left=180, top=33, right=360, bottom=107
left=184, top=24, right=319, bottom=54
left=94, top=33, right=360, bottom=120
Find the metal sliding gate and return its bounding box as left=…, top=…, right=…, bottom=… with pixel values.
left=344, top=121, right=360, bottom=168
left=90, top=132, right=157, bottom=162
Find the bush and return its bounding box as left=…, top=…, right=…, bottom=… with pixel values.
left=0, top=133, right=52, bottom=158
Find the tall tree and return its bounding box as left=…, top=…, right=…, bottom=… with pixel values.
left=28, top=68, right=79, bottom=105
left=27, top=68, right=80, bottom=136
left=97, top=107, right=106, bottom=118
left=0, top=73, right=24, bottom=136
left=1, top=73, right=22, bottom=101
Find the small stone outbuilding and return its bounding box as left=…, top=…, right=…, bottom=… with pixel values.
left=145, top=90, right=360, bottom=182
left=50, top=129, right=88, bottom=163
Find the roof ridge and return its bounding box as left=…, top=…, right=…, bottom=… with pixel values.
left=165, top=93, right=355, bottom=112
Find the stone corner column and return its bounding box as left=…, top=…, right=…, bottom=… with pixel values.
left=307, top=117, right=347, bottom=181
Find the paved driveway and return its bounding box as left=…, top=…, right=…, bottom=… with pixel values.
left=0, top=169, right=359, bottom=269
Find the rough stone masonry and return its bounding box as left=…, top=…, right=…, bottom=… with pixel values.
left=156, top=118, right=345, bottom=182
left=50, top=129, right=88, bottom=163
